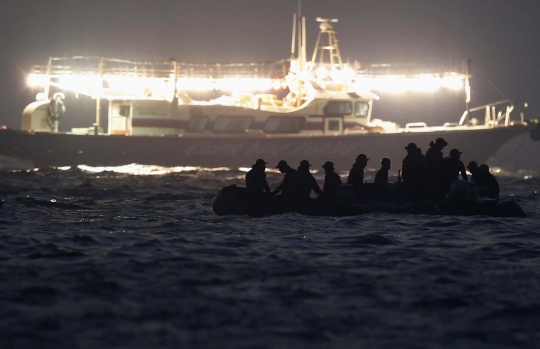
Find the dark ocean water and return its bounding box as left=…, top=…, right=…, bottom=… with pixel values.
left=0, top=165, right=539, bottom=349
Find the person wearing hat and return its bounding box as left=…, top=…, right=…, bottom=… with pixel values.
left=441, top=149, right=468, bottom=197
left=322, top=161, right=342, bottom=194
left=426, top=137, right=448, bottom=200
left=245, top=159, right=271, bottom=200
left=271, top=160, right=297, bottom=199
left=347, top=154, right=369, bottom=198
left=290, top=160, right=323, bottom=203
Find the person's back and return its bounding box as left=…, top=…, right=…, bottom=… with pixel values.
left=443, top=159, right=467, bottom=182
left=322, top=161, right=342, bottom=194
left=426, top=138, right=446, bottom=168
left=426, top=144, right=444, bottom=172
left=441, top=149, right=468, bottom=196
left=402, top=144, right=423, bottom=186
left=425, top=138, right=447, bottom=202
left=347, top=163, right=363, bottom=188
left=478, top=164, right=499, bottom=199
left=401, top=154, right=415, bottom=184
left=245, top=159, right=270, bottom=197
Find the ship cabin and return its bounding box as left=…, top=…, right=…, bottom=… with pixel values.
left=107, top=90, right=389, bottom=137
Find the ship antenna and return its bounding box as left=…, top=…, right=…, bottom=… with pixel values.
left=291, top=13, right=297, bottom=59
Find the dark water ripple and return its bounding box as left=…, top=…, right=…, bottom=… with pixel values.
left=0, top=168, right=539, bottom=348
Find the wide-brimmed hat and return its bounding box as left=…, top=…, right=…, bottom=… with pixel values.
left=255, top=159, right=267, bottom=166
left=322, top=161, right=334, bottom=170
left=450, top=149, right=462, bottom=156
left=356, top=154, right=369, bottom=161
left=404, top=143, right=418, bottom=150
left=275, top=160, right=288, bottom=168
left=435, top=138, right=448, bottom=147
left=299, top=160, right=312, bottom=167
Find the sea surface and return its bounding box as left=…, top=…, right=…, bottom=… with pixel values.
left=0, top=165, right=539, bottom=349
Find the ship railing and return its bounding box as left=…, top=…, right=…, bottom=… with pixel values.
left=458, top=100, right=519, bottom=128
left=405, top=122, right=430, bottom=132
left=31, top=56, right=289, bottom=80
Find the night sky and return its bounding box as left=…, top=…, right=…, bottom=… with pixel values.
left=1, top=0, right=539, bottom=129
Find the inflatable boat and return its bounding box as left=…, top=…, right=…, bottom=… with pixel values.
left=212, top=181, right=526, bottom=218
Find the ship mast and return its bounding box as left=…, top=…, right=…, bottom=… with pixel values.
left=292, top=0, right=307, bottom=107
left=312, top=18, right=343, bottom=70
left=464, top=58, right=471, bottom=124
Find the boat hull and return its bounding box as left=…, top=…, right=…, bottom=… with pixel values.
left=0, top=126, right=528, bottom=170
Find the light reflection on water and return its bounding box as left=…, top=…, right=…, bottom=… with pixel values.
left=13, top=163, right=540, bottom=180
left=58, top=164, right=232, bottom=175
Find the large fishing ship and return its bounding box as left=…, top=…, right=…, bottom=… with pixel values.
left=0, top=15, right=535, bottom=170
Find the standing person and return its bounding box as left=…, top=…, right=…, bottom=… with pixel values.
left=374, top=158, right=392, bottom=200
left=402, top=143, right=424, bottom=199
left=402, top=143, right=418, bottom=184
left=245, top=159, right=271, bottom=201
left=347, top=154, right=368, bottom=199
left=272, top=160, right=297, bottom=200
left=290, top=160, right=323, bottom=203
left=322, top=161, right=342, bottom=194
left=441, top=149, right=468, bottom=196
left=425, top=137, right=448, bottom=200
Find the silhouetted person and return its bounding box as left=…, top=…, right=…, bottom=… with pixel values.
left=375, top=158, right=391, bottom=186
left=467, top=161, right=479, bottom=183
left=245, top=159, right=270, bottom=201
left=426, top=137, right=448, bottom=167
left=272, top=160, right=296, bottom=200
left=402, top=143, right=425, bottom=199
left=347, top=154, right=368, bottom=199
left=416, top=147, right=426, bottom=165
left=291, top=160, right=323, bottom=203
left=375, top=158, right=392, bottom=200
left=441, top=149, right=468, bottom=196
left=322, top=161, right=342, bottom=194
left=425, top=138, right=447, bottom=198
left=477, top=164, right=500, bottom=199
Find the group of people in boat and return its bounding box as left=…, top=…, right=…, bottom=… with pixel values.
left=244, top=137, right=500, bottom=206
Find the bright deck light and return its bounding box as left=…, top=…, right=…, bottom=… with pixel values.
left=353, top=73, right=465, bottom=92
left=27, top=74, right=49, bottom=87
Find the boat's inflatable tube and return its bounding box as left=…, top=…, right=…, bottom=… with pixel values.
left=212, top=185, right=253, bottom=216
left=212, top=185, right=527, bottom=218
left=494, top=200, right=527, bottom=218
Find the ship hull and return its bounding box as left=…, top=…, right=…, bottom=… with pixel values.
left=0, top=126, right=528, bottom=171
